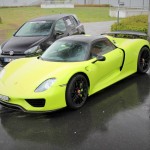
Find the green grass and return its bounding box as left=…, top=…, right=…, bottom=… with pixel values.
left=0, top=6, right=115, bottom=42
left=111, top=15, right=148, bottom=33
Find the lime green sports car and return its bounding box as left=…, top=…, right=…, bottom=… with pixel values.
left=0, top=34, right=150, bottom=112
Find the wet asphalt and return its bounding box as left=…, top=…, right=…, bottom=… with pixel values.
left=0, top=21, right=150, bottom=150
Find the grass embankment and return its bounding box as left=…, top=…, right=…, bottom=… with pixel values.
left=111, top=15, right=148, bottom=33
left=0, top=6, right=115, bottom=43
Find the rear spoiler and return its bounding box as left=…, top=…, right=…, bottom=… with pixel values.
left=101, top=31, right=148, bottom=39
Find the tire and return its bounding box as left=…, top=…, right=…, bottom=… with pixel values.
left=66, top=74, right=89, bottom=109
left=137, top=47, right=150, bottom=73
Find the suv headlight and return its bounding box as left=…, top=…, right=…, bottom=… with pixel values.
left=24, top=45, right=42, bottom=56
left=0, top=69, right=5, bottom=79
left=35, top=78, right=56, bottom=92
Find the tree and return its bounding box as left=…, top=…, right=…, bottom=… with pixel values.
left=0, top=17, right=2, bottom=24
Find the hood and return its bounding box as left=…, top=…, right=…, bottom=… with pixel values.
left=0, top=58, right=86, bottom=96
left=1, top=36, right=47, bottom=54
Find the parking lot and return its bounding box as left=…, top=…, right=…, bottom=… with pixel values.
left=0, top=21, right=150, bottom=150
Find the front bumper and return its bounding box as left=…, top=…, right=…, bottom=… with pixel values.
left=0, top=85, right=67, bottom=112
left=0, top=100, right=26, bottom=112
left=0, top=55, right=25, bottom=66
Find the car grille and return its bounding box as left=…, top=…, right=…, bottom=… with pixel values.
left=25, top=99, right=45, bottom=107
left=2, top=51, right=24, bottom=56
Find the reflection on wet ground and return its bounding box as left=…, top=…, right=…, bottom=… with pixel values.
left=0, top=71, right=150, bottom=150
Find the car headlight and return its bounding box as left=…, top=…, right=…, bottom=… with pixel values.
left=0, top=69, right=5, bottom=79
left=35, top=78, right=56, bottom=92
left=24, top=45, right=42, bottom=55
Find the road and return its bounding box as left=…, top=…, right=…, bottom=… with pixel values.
left=83, top=21, right=115, bottom=35
left=0, top=21, right=150, bottom=150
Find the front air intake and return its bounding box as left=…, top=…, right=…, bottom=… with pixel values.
left=25, top=99, right=45, bottom=107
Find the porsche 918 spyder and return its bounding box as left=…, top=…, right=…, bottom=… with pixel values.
left=0, top=34, right=150, bottom=112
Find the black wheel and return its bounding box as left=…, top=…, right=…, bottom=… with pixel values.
left=66, top=74, right=89, bottom=109
left=137, top=47, right=150, bottom=73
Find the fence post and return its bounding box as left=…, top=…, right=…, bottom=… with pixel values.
left=117, top=0, right=120, bottom=24
left=148, top=0, right=150, bottom=36
left=0, top=17, right=2, bottom=24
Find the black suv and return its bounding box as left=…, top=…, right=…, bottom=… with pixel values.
left=0, top=14, right=85, bottom=66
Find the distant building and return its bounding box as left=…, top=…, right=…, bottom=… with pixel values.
left=0, top=0, right=149, bottom=10
left=0, top=0, right=41, bottom=7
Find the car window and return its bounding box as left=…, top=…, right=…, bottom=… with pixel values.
left=64, top=16, right=78, bottom=28
left=15, top=21, right=53, bottom=36
left=65, top=17, right=73, bottom=27
left=41, top=40, right=88, bottom=62
left=70, top=16, right=78, bottom=26
left=90, top=39, right=116, bottom=58
left=54, top=19, right=66, bottom=32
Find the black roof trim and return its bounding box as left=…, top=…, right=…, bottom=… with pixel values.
left=57, top=35, right=106, bottom=43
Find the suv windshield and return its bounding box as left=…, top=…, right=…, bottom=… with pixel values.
left=41, top=40, right=88, bottom=62
left=15, top=21, right=53, bottom=36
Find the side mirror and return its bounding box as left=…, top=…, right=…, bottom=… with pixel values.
left=54, top=30, right=64, bottom=39
left=92, top=55, right=106, bottom=64
left=97, top=55, right=106, bottom=61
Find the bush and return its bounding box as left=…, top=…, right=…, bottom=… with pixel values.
left=111, top=15, right=148, bottom=33
left=75, top=4, right=110, bottom=7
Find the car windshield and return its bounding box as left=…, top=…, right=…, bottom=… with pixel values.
left=15, top=21, right=53, bottom=36
left=41, top=40, right=88, bottom=62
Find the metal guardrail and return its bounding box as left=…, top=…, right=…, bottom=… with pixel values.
left=109, top=6, right=148, bottom=18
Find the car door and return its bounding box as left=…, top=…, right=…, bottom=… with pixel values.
left=54, top=18, right=68, bottom=40
left=69, top=15, right=85, bottom=34
left=89, top=38, right=124, bottom=93
left=64, top=16, right=79, bottom=35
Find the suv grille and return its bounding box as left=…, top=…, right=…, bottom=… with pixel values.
left=2, top=51, right=24, bottom=56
